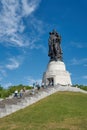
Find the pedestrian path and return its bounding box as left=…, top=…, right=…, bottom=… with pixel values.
left=0, top=85, right=87, bottom=118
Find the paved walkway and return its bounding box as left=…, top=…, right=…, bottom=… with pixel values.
left=0, top=85, right=87, bottom=118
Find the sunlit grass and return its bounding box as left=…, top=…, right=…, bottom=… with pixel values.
left=0, top=92, right=87, bottom=130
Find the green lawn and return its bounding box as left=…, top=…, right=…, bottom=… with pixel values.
left=0, top=92, right=87, bottom=130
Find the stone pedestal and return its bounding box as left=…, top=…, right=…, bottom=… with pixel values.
left=42, top=61, right=72, bottom=86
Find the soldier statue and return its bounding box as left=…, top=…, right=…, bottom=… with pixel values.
left=48, top=29, right=63, bottom=61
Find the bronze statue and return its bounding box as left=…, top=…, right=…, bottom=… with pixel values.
left=48, top=29, right=63, bottom=61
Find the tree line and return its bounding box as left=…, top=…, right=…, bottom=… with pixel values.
left=0, top=84, right=32, bottom=98
left=0, top=84, right=87, bottom=98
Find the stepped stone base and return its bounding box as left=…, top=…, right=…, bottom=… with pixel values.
left=42, top=61, right=72, bottom=86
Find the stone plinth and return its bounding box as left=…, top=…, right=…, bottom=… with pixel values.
left=42, top=61, right=72, bottom=86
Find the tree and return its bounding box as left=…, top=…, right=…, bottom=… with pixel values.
left=0, top=85, right=3, bottom=91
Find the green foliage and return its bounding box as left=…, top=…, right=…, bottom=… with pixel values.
left=0, top=89, right=10, bottom=98
left=8, top=84, right=32, bottom=92
left=0, top=92, right=87, bottom=130
left=73, top=84, right=87, bottom=91
left=0, top=85, right=3, bottom=91
left=0, top=84, right=32, bottom=98
left=80, top=86, right=87, bottom=91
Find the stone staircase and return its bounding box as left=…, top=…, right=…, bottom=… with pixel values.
left=0, top=85, right=87, bottom=118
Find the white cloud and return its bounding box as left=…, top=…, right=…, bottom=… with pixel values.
left=3, top=82, right=12, bottom=88
left=26, top=76, right=42, bottom=86
left=70, top=41, right=87, bottom=48
left=0, top=66, right=7, bottom=77
left=84, top=64, right=87, bottom=67
left=0, top=0, right=41, bottom=47
left=82, top=76, right=87, bottom=79
left=70, top=58, right=87, bottom=65
left=30, top=17, right=44, bottom=34
left=22, top=0, right=41, bottom=16
left=0, top=66, right=7, bottom=81
left=0, top=76, right=3, bottom=81
left=6, top=57, right=20, bottom=70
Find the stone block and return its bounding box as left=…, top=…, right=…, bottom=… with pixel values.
left=42, top=61, right=72, bottom=86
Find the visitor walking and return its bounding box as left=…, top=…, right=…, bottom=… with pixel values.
left=14, top=90, right=18, bottom=97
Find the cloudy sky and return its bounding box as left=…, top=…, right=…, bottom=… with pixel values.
left=0, top=0, right=87, bottom=87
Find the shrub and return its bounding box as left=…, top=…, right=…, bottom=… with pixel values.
left=0, top=84, right=32, bottom=98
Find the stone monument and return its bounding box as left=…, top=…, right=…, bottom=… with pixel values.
left=42, top=29, right=72, bottom=86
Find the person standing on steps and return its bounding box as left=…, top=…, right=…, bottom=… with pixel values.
left=14, top=90, right=18, bottom=97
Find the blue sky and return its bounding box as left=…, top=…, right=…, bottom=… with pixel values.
left=0, top=0, right=87, bottom=88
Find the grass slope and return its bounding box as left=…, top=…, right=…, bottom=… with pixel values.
left=0, top=92, right=87, bottom=130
